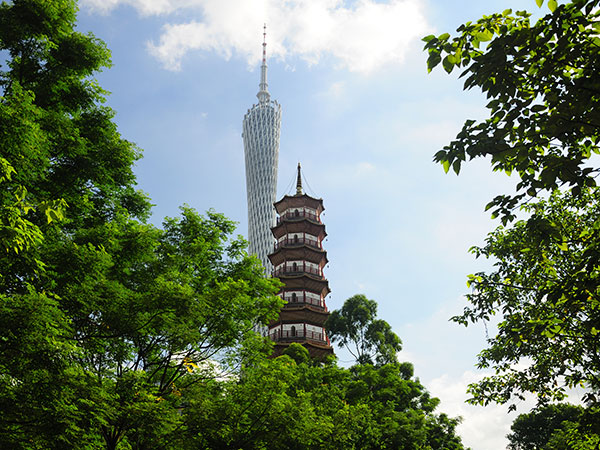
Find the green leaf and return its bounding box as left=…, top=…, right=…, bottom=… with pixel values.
left=441, top=159, right=451, bottom=173
left=548, top=0, right=557, bottom=12
left=536, top=0, right=543, bottom=7
left=474, top=30, right=493, bottom=42
left=427, top=52, right=442, bottom=72
left=442, top=55, right=454, bottom=73
left=452, top=159, right=462, bottom=175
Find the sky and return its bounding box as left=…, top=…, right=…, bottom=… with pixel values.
left=73, top=1, right=580, bottom=448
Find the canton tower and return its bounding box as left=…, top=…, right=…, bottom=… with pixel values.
left=242, top=25, right=282, bottom=273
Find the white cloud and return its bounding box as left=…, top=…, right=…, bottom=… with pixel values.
left=82, top=0, right=204, bottom=16
left=82, top=0, right=431, bottom=73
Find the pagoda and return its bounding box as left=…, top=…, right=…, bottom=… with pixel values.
left=267, top=164, right=334, bottom=359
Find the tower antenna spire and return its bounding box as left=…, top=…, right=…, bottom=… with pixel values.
left=296, top=162, right=303, bottom=195
left=257, top=23, right=270, bottom=104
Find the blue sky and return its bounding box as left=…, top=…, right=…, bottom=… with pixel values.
left=75, top=0, right=572, bottom=448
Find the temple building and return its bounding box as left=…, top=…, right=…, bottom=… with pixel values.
left=242, top=25, right=281, bottom=274
left=267, top=164, right=334, bottom=359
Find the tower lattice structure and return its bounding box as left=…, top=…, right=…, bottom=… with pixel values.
left=267, top=164, right=334, bottom=359
left=243, top=25, right=281, bottom=273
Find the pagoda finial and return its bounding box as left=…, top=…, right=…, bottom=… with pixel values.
left=257, top=23, right=270, bottom=104
left=296, top=162, right=303, bottom=195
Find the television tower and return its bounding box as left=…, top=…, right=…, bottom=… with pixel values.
left=242, top=25, right=282, bottom=273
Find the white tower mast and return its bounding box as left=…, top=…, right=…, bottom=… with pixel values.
left=242, top=24, right=282, bottom=274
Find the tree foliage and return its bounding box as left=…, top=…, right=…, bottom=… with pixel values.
left=423, top=0, right=600, bottom=222
left=508, top=403, right=600, bottom=450
left=424, top=0, right=600, bottom=447
left=182, top=354, right=467, bottom=450
left=455, top=190, right=600, bottom=406
left=425, top=0, right=600, bottom=395
left=326, top=294, right=402, bottom=365
left=507, top=403, right=584, bottom=450
left=0, top=0, right=283, bottom=448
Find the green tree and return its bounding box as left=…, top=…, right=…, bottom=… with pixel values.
left=452, top=190, right=600, bottom=406
left=424, top=0, right=600, bottom=447
left=0, top=1, right=283, bottom=448
left=182, top=354, right=467, bottom=450
left=424, top=0, right=600, bottom=398
left=55, top=207, right=282, bottom=449
left=507, top=403, right=584, bottom=450
left=423, top=0, right=600, bottom=222
left=0, top=0, right=147, bottom=446
left=326, top=294, right=402, bottom=365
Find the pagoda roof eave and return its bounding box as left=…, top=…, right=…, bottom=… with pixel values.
left=268, top=246, right=328, bottom=267
left=274, top=194, right=324, bottom=214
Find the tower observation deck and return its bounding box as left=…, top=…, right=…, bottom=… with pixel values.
left=242, top=25, right=282, bottom=273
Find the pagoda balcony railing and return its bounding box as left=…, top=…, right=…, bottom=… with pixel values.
left=273, top=265, right=322, bottom=278
left=283, top=294, right=326, bottom=310
left=277, top=211, right=320, bottom=223
left=274, top=236, right=321, bottom=251
left=270, top=329, right=327, bottom=344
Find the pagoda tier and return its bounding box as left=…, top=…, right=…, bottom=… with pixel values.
left=271, top=218, right=326, bottom=241
left=270, top=304, right=329, bottom=327
left=273, top=272, right=330, bottom=297
left=279, top=288, right=327, bottom=309
left=274, top=194, right=324, bottom=217
left=269, top=245, right=328, bottom=267
left=267, top=163, right=333, bottom=360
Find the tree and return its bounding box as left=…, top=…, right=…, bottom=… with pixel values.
left=507, top=403, right=584, bottom=450
left=424, top=0, right=600, bottom=447
left=424, top=0, right=600, bottom=399
left=453, top=190, right=600, bottom=406
left=182, top=354, right=468, bottom=450
left=326, top=294, right=402, bottom=365
left=0, top=1, right=283, bottom=448
left=0, top=0, right=148, bottom=446
left=57, top=207, right=282, bottom=449
left=423, top=0, right=600, bottom=223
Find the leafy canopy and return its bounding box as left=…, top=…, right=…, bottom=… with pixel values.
left=0, top=1, right=283, bottom=448
left=424, top=2, right=600, bottom=447
left=507, top=403, right=585, bottom=450
left=455, top=190, right=600, bottom=407
left=423, top=0, right=600, bottom=223
left=182, top=353, right=467, bottom=450
left=326, top=294, right=402, bottom=366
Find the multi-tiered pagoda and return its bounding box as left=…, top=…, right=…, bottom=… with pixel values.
left=267, top=164, right=333, bottom=359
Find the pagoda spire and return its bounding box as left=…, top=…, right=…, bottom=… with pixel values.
left=257, top=24, right=270, bottom=104
left=296, top=162, right=303, bottom=195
